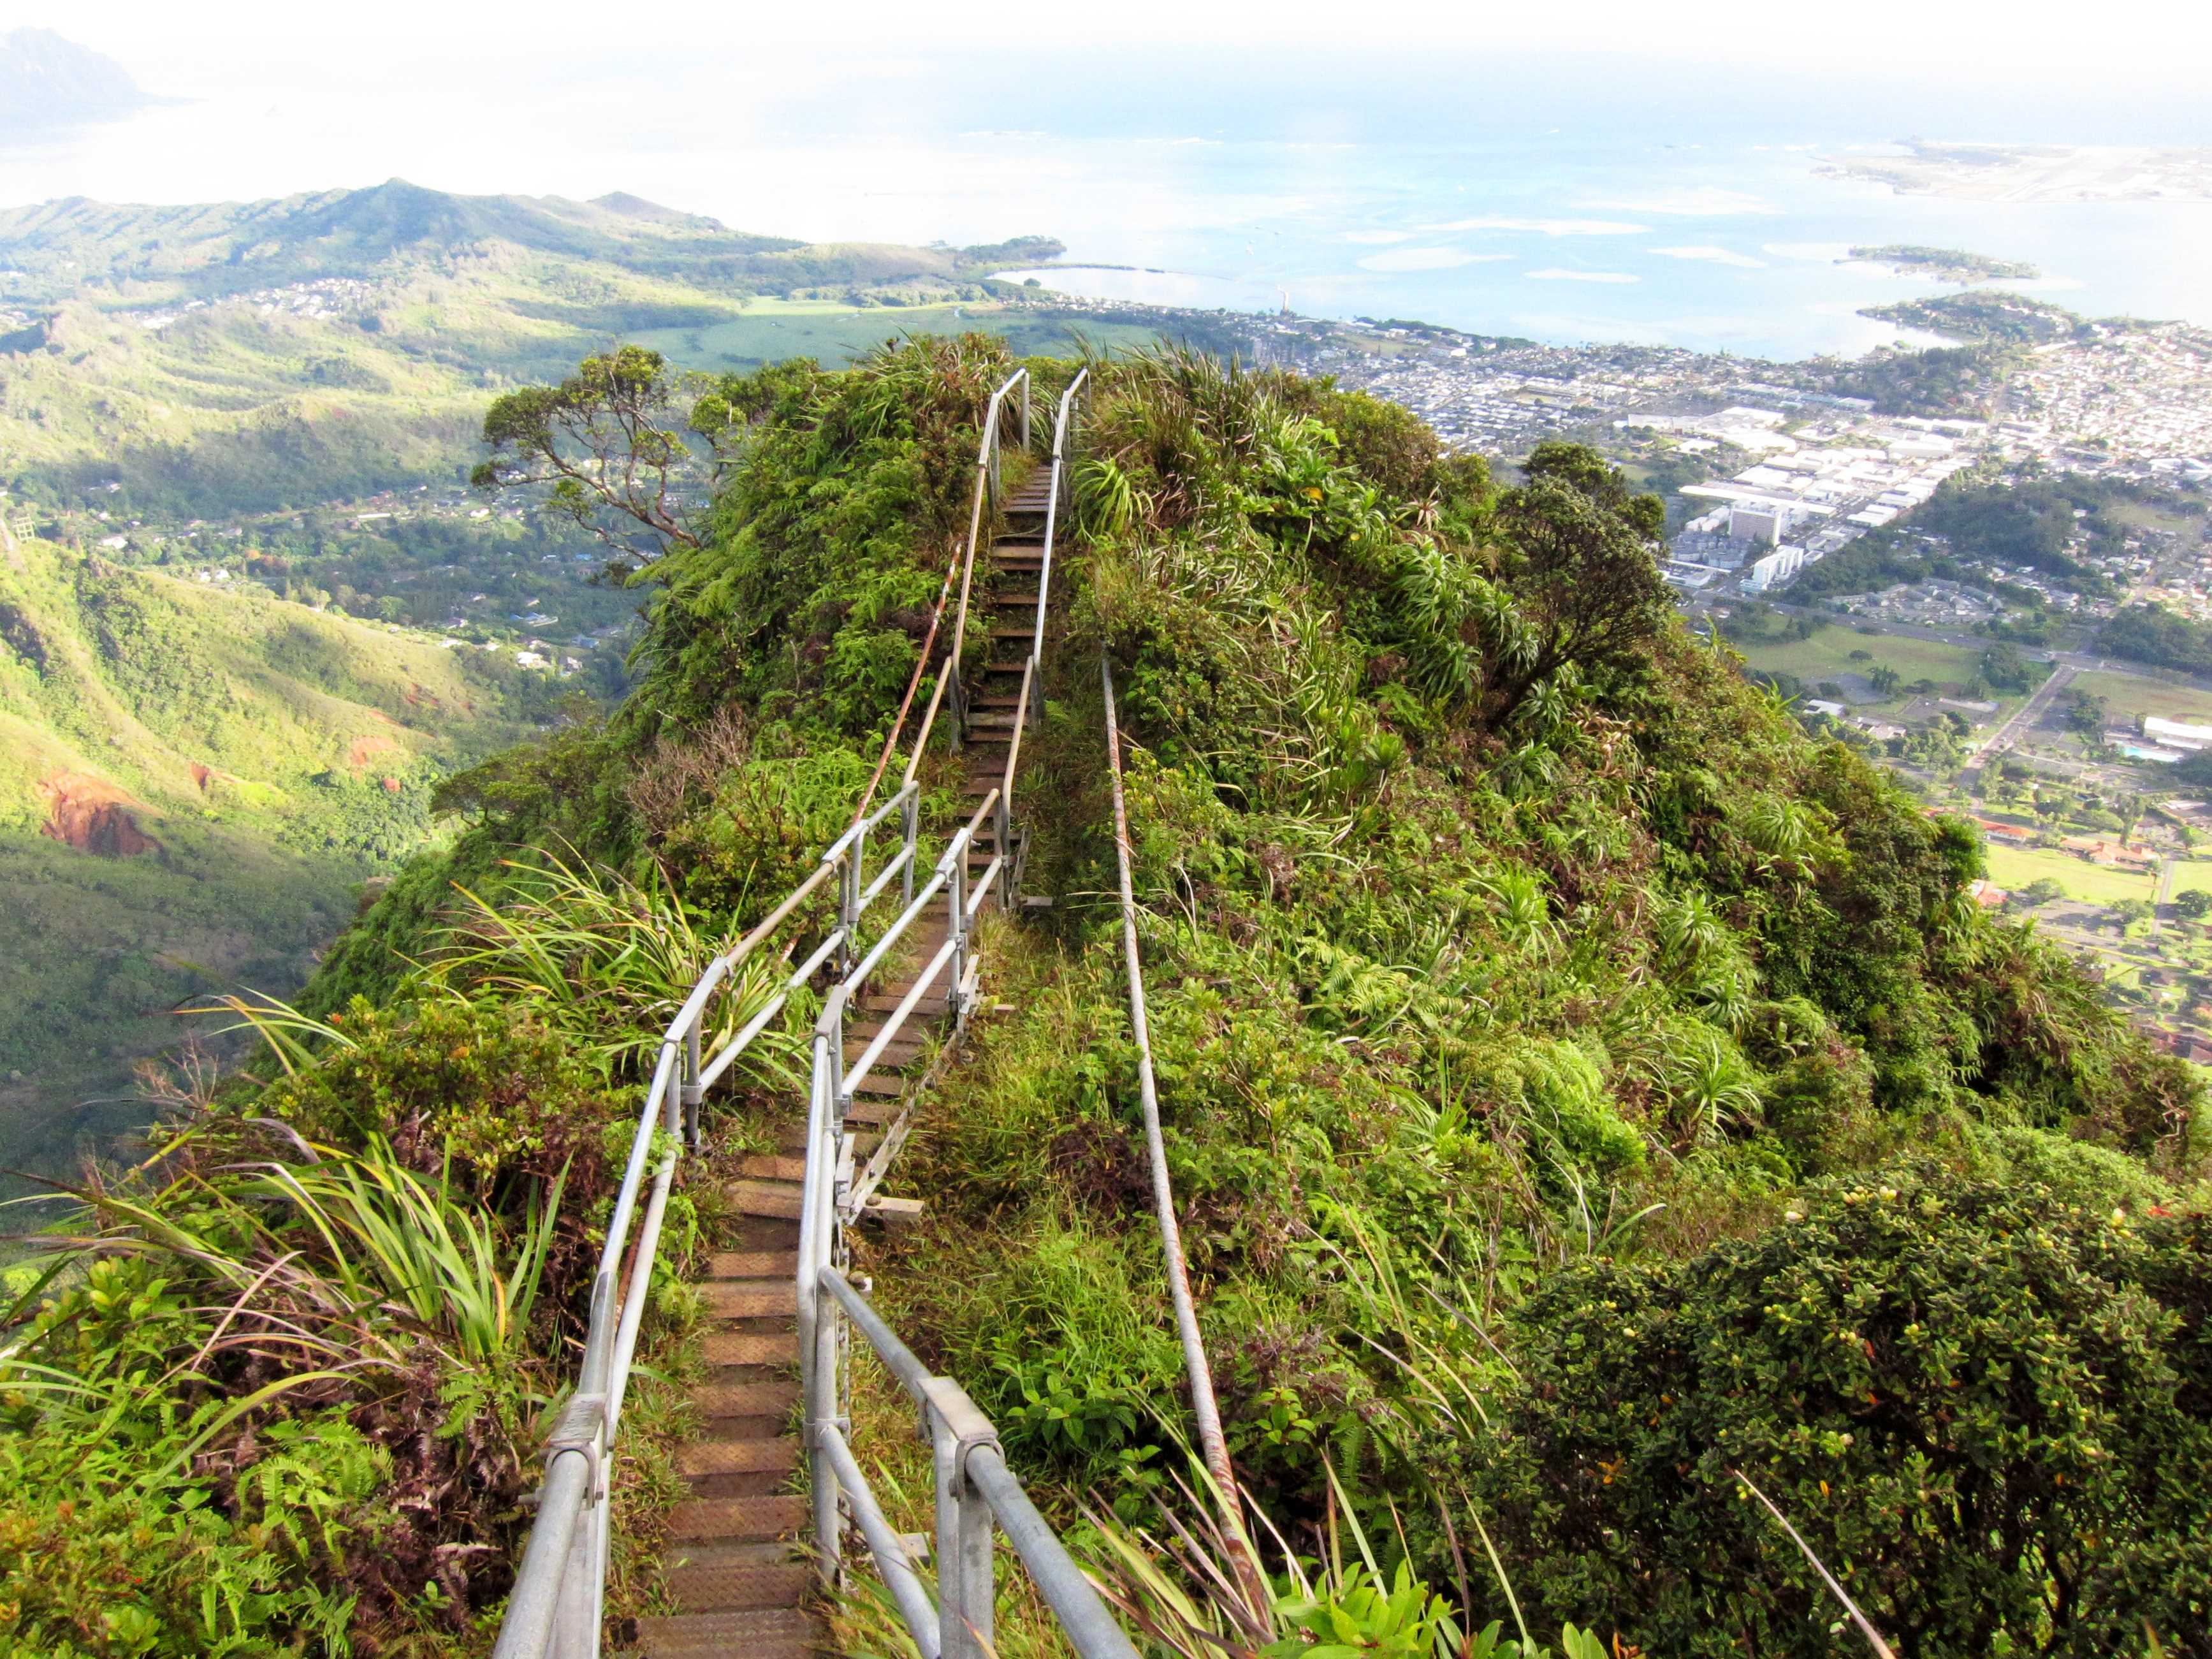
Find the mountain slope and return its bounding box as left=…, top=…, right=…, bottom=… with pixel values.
left=0, top=519, right=546, bottom=1184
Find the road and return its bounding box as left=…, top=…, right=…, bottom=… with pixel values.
left=1965, top=662, right=2078, bottom=787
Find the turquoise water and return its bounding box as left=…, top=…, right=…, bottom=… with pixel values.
left=987, top=136, right=2212, bottom=358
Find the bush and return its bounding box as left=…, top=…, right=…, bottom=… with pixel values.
left=1480, top=1169, right=2212, bottom=1657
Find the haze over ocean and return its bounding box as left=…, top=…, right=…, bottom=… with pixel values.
left=5, top=43, right=2208, bottom=360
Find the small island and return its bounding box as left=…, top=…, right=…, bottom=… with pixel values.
left=1847, top=244, right=2041, bottom=284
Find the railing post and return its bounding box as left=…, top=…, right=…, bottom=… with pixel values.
left=925, top=1377, right=999, bottom=1659
left=836, top=844, right=861, bottom=976
left=948, top=838, right=970, bottom=1014
left=680, top=1020, right=702, bottom=1151
left=993, top=791, right=1014, bottom=913
left=801, top=1046, right=842, bottom=1579
left=900, top=787, right=919, bottom=907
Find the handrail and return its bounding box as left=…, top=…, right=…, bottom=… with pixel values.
left=929, top=367, right=1031, bottom=762
left=1100, top=654, right=1269, bottom=1611
left=492, top=364, right=1129, bottom=1659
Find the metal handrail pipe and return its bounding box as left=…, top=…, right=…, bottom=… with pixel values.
left=594, top=1046, right=678, bottom=1290
left=1000, top=659, right=1035, bottom=798
left=816, top=1421, right=942, bottom=1656
left=964, top=856, right=1005, bottom=919
left=962, top=789, right=1001, bottom=844
left=724, top=858, right=840, bottom=969
left=697, top=928, right=847, bottom=1092
left=827, top=837, right=967, bottom=1021
left=822, top=780, right=919, bottom=866
left=817, top=1266, right=933, bottom=1399
left=488, top=1449, right=592, bottom=1659
left=857, top=840, right=917, bottom=912
left=844, top=935, right=960, bottom=1098
left=965, top=1443, right=1140, bottom=1659
left=605, top=1148, right=679, bottom=1433
left=656, top=959, right=731, bottom=1057
left=903, top=664, right=954, bottom=789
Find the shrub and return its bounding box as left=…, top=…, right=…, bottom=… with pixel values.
left=1480, top=1168, right=2212, bottom=1657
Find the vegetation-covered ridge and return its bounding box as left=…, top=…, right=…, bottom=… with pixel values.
left=0, top=525, right=554, bottom=1187
left=1, top=335, right=2205, bottom=1658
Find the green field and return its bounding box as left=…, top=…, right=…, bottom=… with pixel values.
left=1735, top=630, right=2005, bottom=713
left=2069, top=669, right=2212, bottom=728
left=2166, top=859, right=2212, bottom=898
left=1983, top=841, right=2156, bottom=906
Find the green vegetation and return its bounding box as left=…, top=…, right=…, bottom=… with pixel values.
left=1859, top=291, right=2090, bottom=347
left=2101, top=601, right=2212, bottom=675
left=1847, top=244, right=2040, bottom=282
left=0, top=528, right=546, bottom=1185
left=4, top=338, right=2204, bottom=1656
left=1983, top=842, right=2157, bottom=907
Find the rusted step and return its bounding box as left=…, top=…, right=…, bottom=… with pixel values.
left=636, top=1606, right=819, bottom=1656
left=703, top=1329, right=794, bottom=1367
left=706, top=1248, right=796, bottom=1280
left=845, top=1035, right=923, bottom=1066
left=845, top=1095, right=898, bottom=1126
left=736, top=1153, right=807, bottom=1184
left=694, top=1377, right=799, bottom=1419
left=677, top=1438, right=798, bottom=1479
left=730, top=1181, right=802, bottom=1221
left=701, top=1280, right=797, bottom=1319
left=852, top=1072, right=908, bottom=1099
left=993, top=589, right=1042, bottom=605
left=669, top=1494, right=807, bottom=1542
left=859, top=990, right=947, bottom=1015
left=987, top=625, right=1034, bottom=639
left=666, top=1544, right=809, bottom=1612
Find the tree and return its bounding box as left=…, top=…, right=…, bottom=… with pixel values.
left=1979, top=641, right=2034, bottom=692
left=2062, top=688, right=2111, bottom=740
left=473, top=345, right=703, bottom=557
left=1869, top=664, right=1902, bottom=696
left=2016, top=877, right=2067, bottom=906
left=1483, top=442, right=1670, bottom=723
left=2176, top=888, right=2212, bottom=921
left=1480, top=1171, right=2212, bottom=1659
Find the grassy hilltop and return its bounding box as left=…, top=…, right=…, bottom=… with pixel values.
left=0, top=338, right=2202, bottom=1656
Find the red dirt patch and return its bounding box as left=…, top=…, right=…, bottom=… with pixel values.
left=39, top=772, right=158, bottom=857
left=347, top=733, right=399, bottom=770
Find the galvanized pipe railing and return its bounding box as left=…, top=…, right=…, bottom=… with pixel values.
left=943, top=369, right=1031, bottom=749
left=495, top=364, right=1132, bottom=1659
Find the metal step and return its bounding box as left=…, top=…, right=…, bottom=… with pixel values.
left=635, top=1607, right=819, bottom=1656
left=730, top=1180, right=803, bottom=1221
left=703, top=1329, right=794, bottom=1367
left=705, top=1249, right=796, bottom=1280
left=676, top=1438, right=797, bottom=1479
left=693, top=1378, right=798, bottom=1419
left=736, top=1153, right=807, bottom=1183
left=668, top=1494, right=808, bottom=1542
left=665, top=1546, right=809, bottom=1613
left=701, top=1281, right=797, bottom=1319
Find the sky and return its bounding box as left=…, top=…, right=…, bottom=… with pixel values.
left=28, top=0, right=2212, bottom=88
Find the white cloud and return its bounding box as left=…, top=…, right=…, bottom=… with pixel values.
left=1356, top=247, right=1515, bottom=272
left=1527, top=268, right=1640, bottom=283
left=1342, top=230, right=1413, bottom=245
left=1422, top=216, right=1649, bottom=237
left=1649, top=245, right=1768, bottom=268
left=1580, top=187, right=1779, bottom=217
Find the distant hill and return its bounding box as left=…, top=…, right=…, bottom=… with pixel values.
left=0, top=179, right=1063, bottom=305
left=0, top=28, right=149, bottom=135
left=0, top=520, right=547, bottom=1186
left=0, top=181, right=1069, bottom=517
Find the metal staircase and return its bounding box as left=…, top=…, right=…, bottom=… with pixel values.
left=491, top=368, right=1135, bottom=1659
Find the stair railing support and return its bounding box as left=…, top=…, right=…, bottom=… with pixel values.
left=679, top=1019, right=703, bottom=1151
left=925, top=1377, right=1000, bottom=1659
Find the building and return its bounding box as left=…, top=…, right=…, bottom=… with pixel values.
left=2144, top=715, right=2212, bottom=752
left=1728, top=504, right=1789, bottom=545
left=1743, top=544, right=1808, bottom=593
